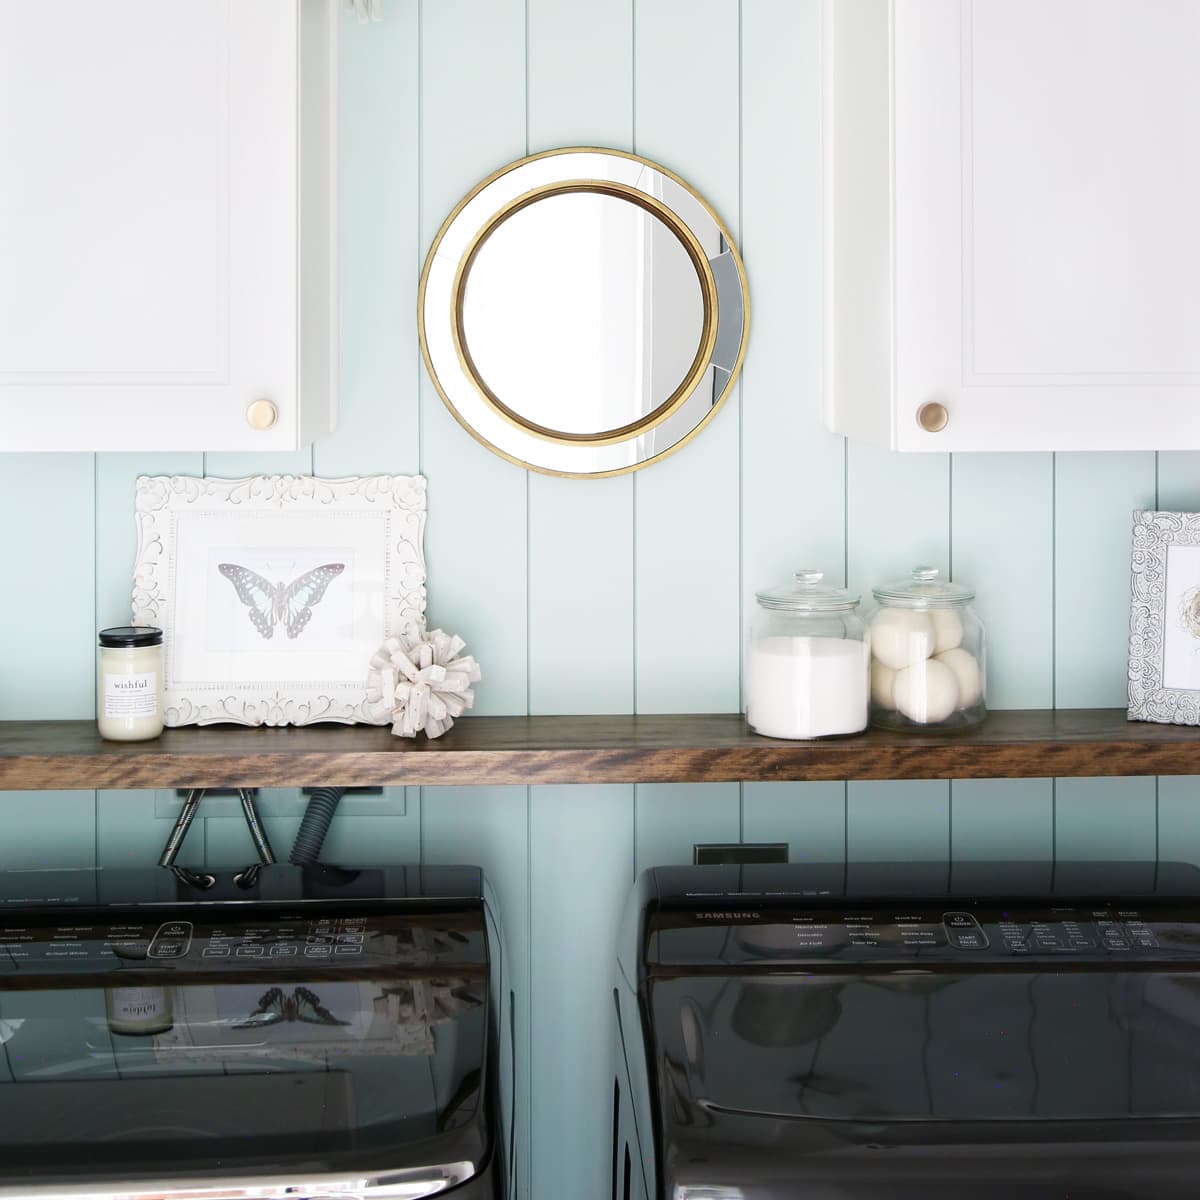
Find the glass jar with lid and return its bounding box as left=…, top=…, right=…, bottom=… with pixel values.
left=747, top=570, right=869, bottom=740
left=867, top=566, right=985, bottom=731
left=97, top=625, right=164, bottom=742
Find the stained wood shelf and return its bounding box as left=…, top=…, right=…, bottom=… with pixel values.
left=0, top=710, right=1197, bottom=791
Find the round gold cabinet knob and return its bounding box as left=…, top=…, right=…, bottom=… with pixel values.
left=917, top=401, right=949, bottom=433
left=246, top=399, right=278, bottom=431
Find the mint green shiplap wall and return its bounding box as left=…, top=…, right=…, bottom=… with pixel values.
left=1, top=2, right=1199, bottom=1196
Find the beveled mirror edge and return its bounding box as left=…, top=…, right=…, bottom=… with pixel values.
left=417, top=146, right=751, bottom=480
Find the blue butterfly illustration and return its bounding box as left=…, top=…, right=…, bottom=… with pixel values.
left=218, top=562, right=345, bottom=640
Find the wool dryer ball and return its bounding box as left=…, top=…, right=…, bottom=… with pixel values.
left=934, top=647, right=982, bottom=708
left=930, top=608, right=964, bottom=654
left=870, top=608, right=935, bottom=671
left=871, top=660, right=897, bottom=709
left=893, top=658, right=960, bottom=724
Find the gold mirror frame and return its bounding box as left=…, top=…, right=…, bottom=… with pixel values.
left=418, top=148, right=750, bottom=479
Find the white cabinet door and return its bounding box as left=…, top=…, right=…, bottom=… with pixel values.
left=825, top=0, right=1200, bottom=452
left=0, top=1, right=337, bottom=452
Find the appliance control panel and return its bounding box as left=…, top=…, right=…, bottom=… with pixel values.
left=649, top=903, right=1189, bottom=966
left=0, top=911, right=485, bottom=976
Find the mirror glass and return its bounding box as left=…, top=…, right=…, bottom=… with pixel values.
left=420, top=148, right=749, bottom=477
left=459, top=191, right=706, bottom=440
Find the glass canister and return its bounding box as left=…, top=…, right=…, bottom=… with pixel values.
left=747, top=570, right=869, bottom=740
left=867, top=567, right=986, bottom=731
left=97, top=626, right=164, bottom=741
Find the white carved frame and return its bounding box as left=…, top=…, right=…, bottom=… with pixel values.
left=133, top=475, right=426, bottom=727
left=1128, top=509, right=1200, bottom=726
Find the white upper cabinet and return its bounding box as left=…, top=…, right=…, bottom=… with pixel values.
left=0, top=1, right=337, bottom=452
left=824, top=0, right=1200, bottom=451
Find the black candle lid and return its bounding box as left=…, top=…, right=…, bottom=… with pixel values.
left=98, top=626, right=163, bottom=648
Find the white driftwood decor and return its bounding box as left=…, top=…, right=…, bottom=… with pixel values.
left=367, top=629, right=481, bottom=738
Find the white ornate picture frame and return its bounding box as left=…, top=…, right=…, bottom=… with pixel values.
left=133, top=475, right=426, bottom=726
left=1128, top=509, right=1200, bottom=725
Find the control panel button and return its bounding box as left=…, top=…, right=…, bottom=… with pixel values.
left=943, top=913, right=977, bottom=929
left=148, top=920, right=193, bottom=959
left=943, top=912, right=990, bottom=950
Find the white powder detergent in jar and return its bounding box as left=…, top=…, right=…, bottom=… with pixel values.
left=746, top=570, right=869, bottom=739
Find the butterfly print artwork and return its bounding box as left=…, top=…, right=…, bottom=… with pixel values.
left=218, top=562, right=345, bottom=640
left=233, top=986, right=351, bottom=1029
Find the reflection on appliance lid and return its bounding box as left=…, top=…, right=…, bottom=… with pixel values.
left=0, top=1159, right=480, bottom=1200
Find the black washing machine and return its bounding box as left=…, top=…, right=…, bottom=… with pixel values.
left=0, top=863, right=513, bottom=1200
left=613, top=859, right=1200, bottom=1199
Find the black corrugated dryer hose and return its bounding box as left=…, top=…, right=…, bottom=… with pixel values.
left=289, top=787, right=345, bottom=865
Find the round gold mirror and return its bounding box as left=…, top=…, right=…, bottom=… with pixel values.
left=419, top=148, right=750, bottom=478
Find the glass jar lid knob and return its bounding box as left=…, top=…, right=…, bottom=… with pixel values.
left=755, top=568, right=859, bottom=612
left=912, top=566, right=940, bottom=582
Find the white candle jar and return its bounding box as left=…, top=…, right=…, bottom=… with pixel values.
left=97, top=626, right=164, bottom=741
left=746, top=570, right=869, bottom=740
left=867, top=567, right=986, bottom=731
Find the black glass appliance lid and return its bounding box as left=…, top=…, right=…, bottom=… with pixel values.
left=641, top=860, right=1200, bottom=1128
left=652, top=968, right=1200, bottom=1124
left=0, top=867, right=495, bottom=1188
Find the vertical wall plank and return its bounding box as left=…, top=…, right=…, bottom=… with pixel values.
left=526, top=0, right=635, bottom=715
left=0, top=792, right=94, bottom=869
left=0, top=454, right=95, bottom=718
left=420, top=0, right=528, bottom=715
left=952, top=454, right=1053, bottom=709
left=951, top=454, right=1055, bottom=864
left=742, top=782, right=846, bottom=863
left=845, top=443, right=950, bottom=598
left=845, top=442, right=951, bottom=870
left=528, top=0, right=632, bottom=146
left=1156, top=453, right=1200, bottom=512
left=951, top=779, right=1054, bottom=863
left=422, top=786, right=531, bottom=1200
left=1055, top=778, right=1157, bottom=862
left=95, top=453, right=205, bottom=870
left=316, top=1, right=421, bottom=476
left=633, top=0, right=741, bottom=714
left=529, top=785, right=632, bottom=1200
left=738, top=0, right=848, bottom=882
left=1054, top=452, right=1155, bottom=707
left=846, top=782, right=951, bottom=861
left=204, top=441, right=313, bottom=479
left=742, top=0, right=842, bottom=639
left=1153, top=452, right=1200, bottom=870
left=0, top=453, right=96, bottom=868
left=203, top=446, right=314, bottom=479
left=1157, top=777, right=1200, bottom=864
left=634, top=784, right=739, bottom=872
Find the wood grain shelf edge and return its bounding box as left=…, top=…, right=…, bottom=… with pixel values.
left=2, top=710, right=1199, bottom=790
